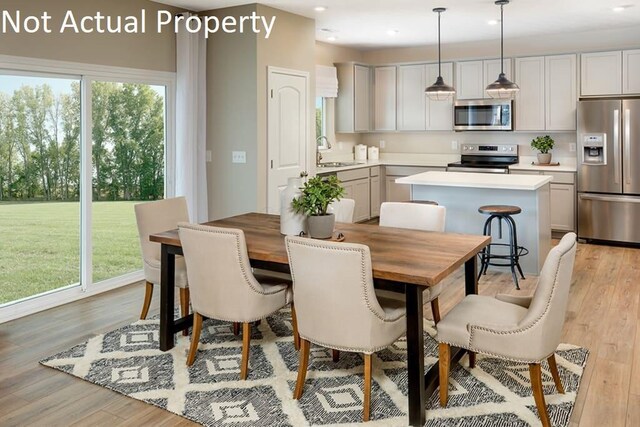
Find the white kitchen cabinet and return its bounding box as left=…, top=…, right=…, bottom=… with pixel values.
left=483, top=58, right=512, bottom=94
left=456, top=60, right=484, bottom=100
left=336, top=63, right=371, bottom=133
left=515, top=56, right=545, bottom=131
left=546, top=54, right=577, bottom=131
left=397, top=64, right=427, bottom=130
left=374, top=66, right=397, bottom=131
left=370, top=167, right=381, bottom=217
left=352, top=178, right=371, bottom=222
left=581, top=51, right=622, bottom=96
left=426, top=62, right=454, bottom=130
left=623, top=49, right=640, bottom=94
left=385, top=176, right=412, bottom=203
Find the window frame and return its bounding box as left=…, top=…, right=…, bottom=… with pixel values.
left=0, top=54, right=176, bottom=323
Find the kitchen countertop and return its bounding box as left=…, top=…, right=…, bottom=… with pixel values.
left=509, top=156, right=577, bottom=172
left=316, top=154, right=458, bottom=174
left=397, top=171, right=553, bottom=191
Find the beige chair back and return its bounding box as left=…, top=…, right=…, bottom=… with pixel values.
left=329, top=198, right=356, bottom=223
left=178, top=223, right=279, bottom=322
left=285, top=236, right=402, bottom=352
left=379, top=202, right=446, bottom=232
left=134, top=197, right=189, bottom=283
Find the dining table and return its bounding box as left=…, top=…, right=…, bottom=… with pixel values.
left=150, top=212, right=490, bottom=426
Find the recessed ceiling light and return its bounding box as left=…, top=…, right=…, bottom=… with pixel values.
left=327, top=36, right=337, bottom=42
left=314, top=6, right=327, bottom=12
left=387, top=29, right=399, bottom=36
left=488, top=19, right=499, bottom=25
left=613, top=6, right=626, bottom=12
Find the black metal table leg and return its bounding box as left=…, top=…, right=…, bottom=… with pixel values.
left=159, top=244, right=176, bottom=351
left=405, top=284, right=425, bottom=427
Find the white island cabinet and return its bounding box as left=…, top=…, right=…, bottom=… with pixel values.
left=397, top=171, right=552, bottom=275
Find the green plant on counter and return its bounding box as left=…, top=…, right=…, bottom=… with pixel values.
left=292, top=175, right=345, bottom=216
left=530, top=135, right=555, bottom=154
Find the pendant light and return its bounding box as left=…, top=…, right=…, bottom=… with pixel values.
left=425, top=7, right=455, bottom=101
left=485, top=0, right=519, bottom=99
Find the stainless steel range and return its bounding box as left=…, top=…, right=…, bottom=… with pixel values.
left=447, top=143, right=518, bottom=174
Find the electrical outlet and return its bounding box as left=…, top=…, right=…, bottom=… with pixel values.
left=379, top=140, right=386, bottom=149
left=206, top=150, right=212, bottom=162
left=451, top=140, right=459, bottom=151
left=232, top=151, right=247, bottom=164
left=569, top=143, right=576, bottom=152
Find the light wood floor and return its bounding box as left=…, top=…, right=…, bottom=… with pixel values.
left=0, top=240, right=638, bottom=426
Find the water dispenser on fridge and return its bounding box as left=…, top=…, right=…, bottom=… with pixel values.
left=580, top=134, right=606, bottom=165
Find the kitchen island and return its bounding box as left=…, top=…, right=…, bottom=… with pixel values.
left=396, top=171, right=552, bottom=275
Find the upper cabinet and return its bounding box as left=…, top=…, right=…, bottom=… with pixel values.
left=336, top=63, right=371, bottom=133
left=623, top=49, right=640, bottom=94
left=581, top=51, right=623, bottom=96
left=374, top=66, right=397, bottom=131
left=396, top=63, right=453, bottom=131
left=456, top=59, right=511, bottom=100
left=515, top=54, right=576, bottom=131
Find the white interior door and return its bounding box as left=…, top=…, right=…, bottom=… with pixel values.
left=267, top=68, right=309, bottom=214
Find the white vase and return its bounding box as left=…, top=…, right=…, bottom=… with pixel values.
left=280, top=177, right=307, bottom=236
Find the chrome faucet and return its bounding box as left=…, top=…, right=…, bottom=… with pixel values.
left=316, top=135, right=332, bottom=165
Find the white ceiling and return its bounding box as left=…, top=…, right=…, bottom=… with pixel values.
left=152, top=0, right=640, bottom=49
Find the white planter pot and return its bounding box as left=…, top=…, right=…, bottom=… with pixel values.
left=280, top=177, right=307, bottom=236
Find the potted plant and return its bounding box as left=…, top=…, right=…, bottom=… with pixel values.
left=292, top=175, right=345, bottom=239
left=531, top=135, right=555, bottom=165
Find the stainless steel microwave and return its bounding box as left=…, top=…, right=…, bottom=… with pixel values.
left=454, top=99, right=513, bottom=131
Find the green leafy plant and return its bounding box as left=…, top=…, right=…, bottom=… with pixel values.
left=291, top=175, right=345, bottom=216
left=530, top=135, right=555, bottom=154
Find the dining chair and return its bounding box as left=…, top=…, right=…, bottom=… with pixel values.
left=178, top=223, right=299, bottom=379
left=329, top=198, right=356, bottom=223
left=437, top=232, right=577, bottom=427
left=134, top=197, right=190, bottom=322
left=378, top=202, right=447, bottom=323
left=285, top=236, right=406, bottom=422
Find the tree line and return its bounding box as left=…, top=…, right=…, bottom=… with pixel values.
left=0, top=81, right=165, bottom=202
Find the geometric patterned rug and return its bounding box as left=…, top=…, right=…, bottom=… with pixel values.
left=41, top=308, right=588, bottom=426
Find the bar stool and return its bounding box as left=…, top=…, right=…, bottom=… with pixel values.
left=477, top=205, right=528, bottom=289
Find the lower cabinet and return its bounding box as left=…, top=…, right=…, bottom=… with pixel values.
left=384, top=166, right=446, bottom=204
left=370, top=168, right=381, bottom=217
left=337, top=167, right=372, bottom=222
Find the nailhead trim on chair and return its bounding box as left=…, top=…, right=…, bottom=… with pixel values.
left=299, top=333, right=396, bottom=354
left=285, top=238, right=399, bottom=323
left=439, top=239, right=576, bottom=364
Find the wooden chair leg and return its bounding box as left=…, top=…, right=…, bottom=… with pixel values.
left=363, top=354, right=372, bottom=422
left=294, top=339, right=310, bottom=399
left=468, top=351, right=476, bottom=369
left=240, top=322, right=251, bottom=380
left=179, top=288, right=190, bottom=336
left=186, top=312, right=202, bottom=366
left=431, top=298, right=441, bottom=324
left=291, top=303, right=300, bottom=351
left=529, top=363, right=552, bottom=427
left=233, top=322, right=240, bottom=336
left=139, top=281, right=154, bottom=320
left=332, top=349, right=340, bottom=362
left=548, top=354, right=565, bottom=394
left=438, top=343, right=450, bottom=407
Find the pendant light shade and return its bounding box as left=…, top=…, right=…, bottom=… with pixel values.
left=426, top=7, right=455, bottom=101
left=486, top=0, right=519, bottom=99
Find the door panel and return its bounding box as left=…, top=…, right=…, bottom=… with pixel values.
left=426, top=63, right=454, bottom=130
left=577, top=100, right=622, bottom=194
left=397, top=65, right=426, bottom=131
left=623, top=99, right=640, bottom=194
left=578, top=193, right=640, bottom=243
left=268, top=70, right=308, bottom=214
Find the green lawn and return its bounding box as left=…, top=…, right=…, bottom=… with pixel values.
left=0, top=201, right=142, bottom=304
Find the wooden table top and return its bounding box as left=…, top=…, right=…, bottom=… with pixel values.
left=150, top=213, right=490, bottom=287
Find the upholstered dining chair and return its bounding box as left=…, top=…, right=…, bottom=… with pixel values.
left=437, top=232, right=577, bottom=427
left=329, top=198, right=356, bottom=223
left=378, top=202, right=447, bottom=323
left=134, top=197, right=190, bottom=322
left=285, top=236, right=406, bottom=422
left=178, top=223, right=299, bottom=379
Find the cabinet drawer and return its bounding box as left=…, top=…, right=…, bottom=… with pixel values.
left=338, top=168, right=369, bottom=182
left=370, top=166, right=380, bottom=177
left=510, top=170, right=542, bottom=175
left=546, top=172, right=575, bottom=184
left=384, top=166, right=443, bottom=176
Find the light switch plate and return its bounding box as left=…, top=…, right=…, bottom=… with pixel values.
left=569, top=143, right=576, bottom=152
left=232, top=151, right=247, bottom=164
left=206, top=150, right=212, bottom=162
left=451, top=140, right=459, bottom=151
left=379, top=140, right=386, bottom=149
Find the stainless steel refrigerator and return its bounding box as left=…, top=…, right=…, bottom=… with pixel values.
left=577, top=99, right=640, bottom=244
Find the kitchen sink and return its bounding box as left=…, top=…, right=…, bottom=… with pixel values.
left=317, top=161, right=364, bottom=168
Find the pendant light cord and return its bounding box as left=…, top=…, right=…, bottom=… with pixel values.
left=500, top=3, right=504, bottom=74
left=438, top=11, right=442, bottom=78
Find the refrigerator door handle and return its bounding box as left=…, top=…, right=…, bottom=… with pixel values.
left=624, top=109, right=631, bottom=185
left=579, top=193, right=640, bottom=204
left=613, top=109, right=620, bottom=185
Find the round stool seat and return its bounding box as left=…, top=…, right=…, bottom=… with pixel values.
left=478, top=205, right=522, bottom=215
